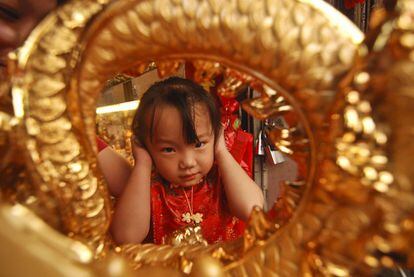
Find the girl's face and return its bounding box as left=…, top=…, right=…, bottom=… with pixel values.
left=146, top=104, right=215, bottom=187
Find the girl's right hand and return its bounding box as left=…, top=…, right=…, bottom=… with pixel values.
left=215, top=123, right=228, bottom=157
left=131, top=138, right=152, bottom=169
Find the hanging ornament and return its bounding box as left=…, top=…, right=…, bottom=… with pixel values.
left=217, top=69, right=251, bottom=98
left=122, top=61, right=153, bottom=77
left=188, top=60, right=224, bottom=92
left=156, top=60, right=183, bottom=78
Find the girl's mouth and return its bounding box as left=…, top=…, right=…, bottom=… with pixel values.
left=181, top=173, right=197, bottom=181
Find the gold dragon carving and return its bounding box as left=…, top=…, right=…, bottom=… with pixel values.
left=0, top=0, right=413, bottom=276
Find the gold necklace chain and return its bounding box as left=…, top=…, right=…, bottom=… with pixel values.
left=181, top=187, right=203, bottom=224
left=182, top=187, right=194, bottom=215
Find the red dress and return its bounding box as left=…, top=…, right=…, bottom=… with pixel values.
left=150, top=170, right=245, bottom=244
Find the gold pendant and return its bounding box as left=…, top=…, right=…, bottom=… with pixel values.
left=191, top=213, right=203, bottom=224
left=181, top=212, right=203, bottom=224
left=182, top=212, right=192, bottom=223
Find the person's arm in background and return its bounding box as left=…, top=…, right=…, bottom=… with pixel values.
left=98, top=147, right=132, bottom=198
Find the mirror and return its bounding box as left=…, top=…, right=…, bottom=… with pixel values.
left=96, top=59, right=312, bottom=245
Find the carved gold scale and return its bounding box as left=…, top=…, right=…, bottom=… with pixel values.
left=0, top=0, right=413, bottom=276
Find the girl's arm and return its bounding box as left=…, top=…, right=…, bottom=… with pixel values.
left=215, top=128, right=264, bottom=221
left=110, top=144, right=152, bottom=244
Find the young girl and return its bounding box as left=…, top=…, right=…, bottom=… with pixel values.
left=111, top=77, right=264, bottom=245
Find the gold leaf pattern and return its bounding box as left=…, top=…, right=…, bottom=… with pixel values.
left=31, top=54, right=66, bottom=74
left=29, top=95, right=66, bottom=121
left=40, top=26, right=77, bottom=55
left=31, top=74, right=65, bottom=97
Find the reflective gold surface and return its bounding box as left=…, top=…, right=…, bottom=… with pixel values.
left=0, top=0, right=413, bottom=276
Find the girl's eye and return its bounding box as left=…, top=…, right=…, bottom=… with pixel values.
left=195, top=142, right=206, bottom=148
left=161, top=147, right=175, bottom=153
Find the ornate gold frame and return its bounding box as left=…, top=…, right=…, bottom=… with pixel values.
left=0, top=0, right=413, bottom=275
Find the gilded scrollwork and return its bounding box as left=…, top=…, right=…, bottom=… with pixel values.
left=4, top=0, right=113, bottom=256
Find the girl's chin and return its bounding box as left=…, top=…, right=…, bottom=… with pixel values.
left=172, top=178, right=204, bottom=187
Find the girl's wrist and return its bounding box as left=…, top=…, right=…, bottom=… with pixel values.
left=133, top=159, right=152, bottom=172
left=215, top=146, right=230, bottom=162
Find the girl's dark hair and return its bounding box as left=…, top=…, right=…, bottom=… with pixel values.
left=132, top=76, right=221, bottom=147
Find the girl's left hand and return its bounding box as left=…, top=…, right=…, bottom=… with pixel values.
left=215, top=124, right=227, bottom=156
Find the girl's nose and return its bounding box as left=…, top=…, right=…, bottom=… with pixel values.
left=179, top=151, right=196, bottom=169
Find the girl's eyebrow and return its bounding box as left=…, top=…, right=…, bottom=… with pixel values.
left=156, top=138, right=177, bottom=145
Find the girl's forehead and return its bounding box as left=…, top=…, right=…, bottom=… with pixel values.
left=152, top=105, right=182, bottom=128
left=151, top=104, right=212, bottom=138
left=152, top=103, right=209, bottom=123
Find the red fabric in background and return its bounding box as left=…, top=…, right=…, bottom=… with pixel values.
left=220, top=97, right=253, bottom=177
left=96, top=137, right=108, bottom=152
left=345, top=0, right=365, bottom=9
left=225, top=129, right=253, bottom=178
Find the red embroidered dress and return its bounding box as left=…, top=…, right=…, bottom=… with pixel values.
left=150, top=170, right=245, bottom=244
